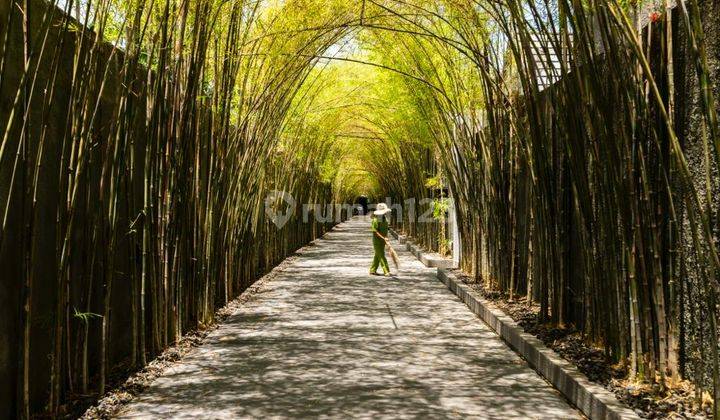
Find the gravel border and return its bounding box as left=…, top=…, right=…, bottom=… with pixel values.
left=78, top=251, right=305, bottom=419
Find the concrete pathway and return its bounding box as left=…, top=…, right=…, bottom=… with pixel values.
left=117, top=217, right=580, bottom=419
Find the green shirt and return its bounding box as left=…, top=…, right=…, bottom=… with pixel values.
left=371, top=217, right=389, bottom=244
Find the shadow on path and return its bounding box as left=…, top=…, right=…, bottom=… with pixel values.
left=117, top=217, right=580, bottom=419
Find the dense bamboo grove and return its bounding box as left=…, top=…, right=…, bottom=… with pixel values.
left=0, top=0, right=360, bottom=416
left=352, top=0, right=720, bottom=415
left=1, top=0, right=720, bottom=417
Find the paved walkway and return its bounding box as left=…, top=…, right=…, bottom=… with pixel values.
left=117, top=217, right=579, bottom=419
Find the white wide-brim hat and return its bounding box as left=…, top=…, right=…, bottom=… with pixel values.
left=374, top=203, right=391, bottom=216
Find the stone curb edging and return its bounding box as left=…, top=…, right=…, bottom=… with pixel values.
left=437, top=269, right=639, bottom=420
left=388, top=228, right=454, bottom=269
left=389, top=227, right=639, bottom=420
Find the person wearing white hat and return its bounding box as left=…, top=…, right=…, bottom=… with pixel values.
left=370, top=203, right=391, bottom=276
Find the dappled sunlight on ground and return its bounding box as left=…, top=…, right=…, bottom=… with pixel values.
left=116, top=217, right=580, bottom=419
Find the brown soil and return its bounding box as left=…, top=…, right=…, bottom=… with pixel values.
left=449, top=269, right=712, bottom=419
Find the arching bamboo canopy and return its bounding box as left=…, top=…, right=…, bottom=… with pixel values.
left=1, top=0, right=720, bottom=417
